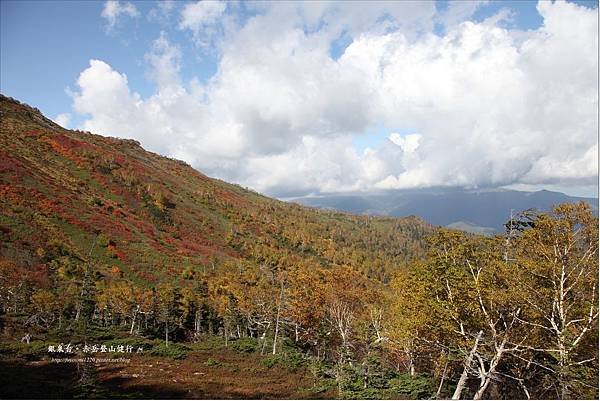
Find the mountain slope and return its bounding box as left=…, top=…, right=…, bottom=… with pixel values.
left=293, top=187, right=598, bottom=233
left=0, top=94, right=432, bottom=286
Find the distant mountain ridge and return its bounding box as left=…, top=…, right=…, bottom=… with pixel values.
left=292, top=187, right=598, bottom=233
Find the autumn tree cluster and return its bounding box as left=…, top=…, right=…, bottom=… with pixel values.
left=1, top=202, right=596, bottom=399
left=389, top=203, right=598, bottom=399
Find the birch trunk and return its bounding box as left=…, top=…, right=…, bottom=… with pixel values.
left=165, top=321, right=169, bottom=347
left=130, top=305, right=139, bottom=335
left=435, top=360, right=448, bottom=399
left=452, top=330, right=483, bottom=400
left=272, top=281, right=284, bottom=355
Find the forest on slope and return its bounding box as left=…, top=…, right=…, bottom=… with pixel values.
left=0, top=94, right=597, bottom=399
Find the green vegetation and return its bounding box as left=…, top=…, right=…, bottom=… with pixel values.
left=0, top=340, right=48, bottom=360
left=150, top=342, right=189, bottom=359
left=231, top=337, right=259, bottom=353
left=204, top=357, right=222, bottom=367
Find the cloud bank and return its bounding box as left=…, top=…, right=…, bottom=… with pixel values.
left=72, top=1, right=598, bottom=197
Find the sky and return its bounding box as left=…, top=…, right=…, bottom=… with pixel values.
left=1, top=0, right=598, bottom=198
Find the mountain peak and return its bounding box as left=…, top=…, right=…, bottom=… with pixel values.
left=1, top=93, right=63, bottom=131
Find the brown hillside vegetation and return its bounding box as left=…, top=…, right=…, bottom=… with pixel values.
left=0, top=344, right=337, bottom=399
left=0, top=93, right=431, bottom=286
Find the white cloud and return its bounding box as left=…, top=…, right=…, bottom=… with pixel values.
left=101, top=0, right=139, bottom=32
left=300, top=1, right=436, bottom=38
left=180, top=0, right=226, bottom=27
left=436, top=0, right=490, bottom=31
left=388, top=133, right=421, bottom=154
left=53, top=113, right=71, bottom=128
left=144, top=31, right=182, bottom=90
left=179, top=0, right=227, bottom=47
left=74, top=0, right=598, bottom=197
left=71, top=59, right=147, bottom=145
left=148, top=0, right=177, bottom=25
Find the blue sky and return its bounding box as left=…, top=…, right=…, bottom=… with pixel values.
left=1, top=1, right=598, bottom=197
left=2, top=1, right=253, bottom=121
left=2, top=0, right=594, bottom=132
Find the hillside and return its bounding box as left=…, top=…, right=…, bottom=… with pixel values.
left=0, top=94, right=436, bottom=398
left=0, top=93, right=445, bottom=399
left=0, top=94, right=431, bottom=287
left=0, top=95, right=597, bottom=400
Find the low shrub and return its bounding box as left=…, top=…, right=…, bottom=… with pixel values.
left=262, top=355, right=278, bottom=368
left=188, top=335, right=225, bottom=351
left=0, top=340, right=48, bottom=360
left=261, top=350, right=306, bottom=371
left=231, top=337, right=258, bottom=353
left=388, top=373, right=435, bottom=399
left=204, top=357, right=222, bottom=367
left=341, top=387, right=387, bottom=400
left=149, top=342, right=188, bottom=359
left=312, top=378, right=337, bottom=394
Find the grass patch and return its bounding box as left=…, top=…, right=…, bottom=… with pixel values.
left=149, top=342, right=189, bottom=360
left=188, top=335, right=226, bottom=351
left=312, top=378, right=337, bottom=394
left=204, top=357, right=222, bottom=367
left=261, top=350, right=306, bottom=372
left=0, top=340, right=48, bottom=360
left=231, top=337, right=258, bottom=353
left=388, top=373, right=435, bottom=399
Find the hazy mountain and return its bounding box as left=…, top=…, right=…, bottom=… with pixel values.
left=291, top=187, right=598, bottom=233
